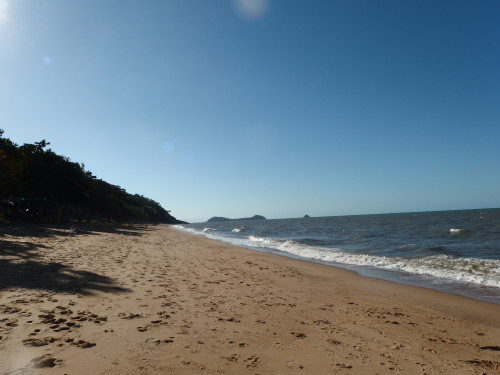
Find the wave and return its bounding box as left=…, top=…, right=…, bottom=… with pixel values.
left=175, top=226, right=500, bottom=288
left=232, top=227, right=247, bottom=233
left=449, top=228, right=471, bottom=233
left=248, top=236, right=499, bottom=288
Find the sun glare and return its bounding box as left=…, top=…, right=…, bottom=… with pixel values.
left=0, top=0, right=9, bottom=24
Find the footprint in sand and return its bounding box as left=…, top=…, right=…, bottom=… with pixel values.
left=243, top=356, right=260, bottom=368
left=480, top=345, right=500, bottom=351
left=223, top=354, right=239, bottom=362
left=327, top=339, right=342, bottom=345
left=22, top=337, right=58, bottom=347
left=118, top=312, right=142, bottom=319
left=70, top=339, right=96, bottom=348
left=286, top=361, right=304, bottom=369
left=28, top=354, right=61, bottom=368
left=0, top=305, right=22, bottom=314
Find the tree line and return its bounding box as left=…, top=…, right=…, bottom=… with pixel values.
left=0, top=130, right=185, bottom=224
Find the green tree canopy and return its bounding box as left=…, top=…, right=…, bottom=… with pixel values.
left=0, top=130, right=184, bottom=224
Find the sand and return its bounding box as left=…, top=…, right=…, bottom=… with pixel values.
left=0, top=223, right=499, bottom=374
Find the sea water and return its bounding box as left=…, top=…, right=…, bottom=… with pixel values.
left=176, top=209, right=500, bottom=304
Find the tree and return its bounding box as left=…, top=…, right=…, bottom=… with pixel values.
left=0, top=130, right=185, bottom=224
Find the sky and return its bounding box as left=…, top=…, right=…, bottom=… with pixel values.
left=1, top=0, right=499, bottom=223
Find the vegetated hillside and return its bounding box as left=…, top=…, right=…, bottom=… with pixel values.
left=0, top=130, right=185, bottom=224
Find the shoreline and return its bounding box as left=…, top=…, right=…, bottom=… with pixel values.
left=1, top=224, right=499, bottom=374
left=175, top=223, right=500, bottom=305
left=180, top=229, right=500, bottom=322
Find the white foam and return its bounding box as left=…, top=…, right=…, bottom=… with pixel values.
left=176, top=227, right=500, bottom=289
left=232, top=227, right=247, bottom=233
left=273, top=239, right=500, bottom=288
left=173, top=225, right=204, bottom=236
left=450, top=228, right=469, bottom=233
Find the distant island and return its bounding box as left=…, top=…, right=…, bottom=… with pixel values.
left=207, top=215, right=266, bottom=223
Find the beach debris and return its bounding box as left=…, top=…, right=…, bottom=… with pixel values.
left=70, top=226, right=91, bottom=234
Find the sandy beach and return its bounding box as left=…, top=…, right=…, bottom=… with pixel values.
left=0, top=223, right=499, bottom=374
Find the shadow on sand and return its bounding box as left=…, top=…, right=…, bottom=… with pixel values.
left=0, top=223, right=138, bottom=295
left=0, top=221, right=154, bottom=238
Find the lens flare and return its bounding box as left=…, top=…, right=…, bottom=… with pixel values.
left=162, top=140, right=175, bottom=153
left=233, top=0, right=270, bottom=19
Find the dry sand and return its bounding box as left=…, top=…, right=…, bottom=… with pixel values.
left=0, top=223, right=499, bottom=374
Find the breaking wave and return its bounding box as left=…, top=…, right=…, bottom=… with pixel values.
left=176, top=226, right=500, bottom=289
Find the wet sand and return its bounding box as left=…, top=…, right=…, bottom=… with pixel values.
left=0, top=223, right=499, bottom=374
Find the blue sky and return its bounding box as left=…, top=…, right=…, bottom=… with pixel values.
left=1, top=0, right=499, bottom=223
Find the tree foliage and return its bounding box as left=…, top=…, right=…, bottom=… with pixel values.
left=0, top=130, right=184, bottom=224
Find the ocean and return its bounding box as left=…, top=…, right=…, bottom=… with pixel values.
left=176, top=209, right=500, bottom=304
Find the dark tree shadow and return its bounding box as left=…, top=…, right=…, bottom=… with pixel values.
left=0, top=222, right=64, bottom=238
left=0, top=222, right=152, bottom=238
left=0, top=239, right=46, bottom=258
left=0, top=258, right=129, bottom=295
left=0, top=233, right=130, bottom=295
